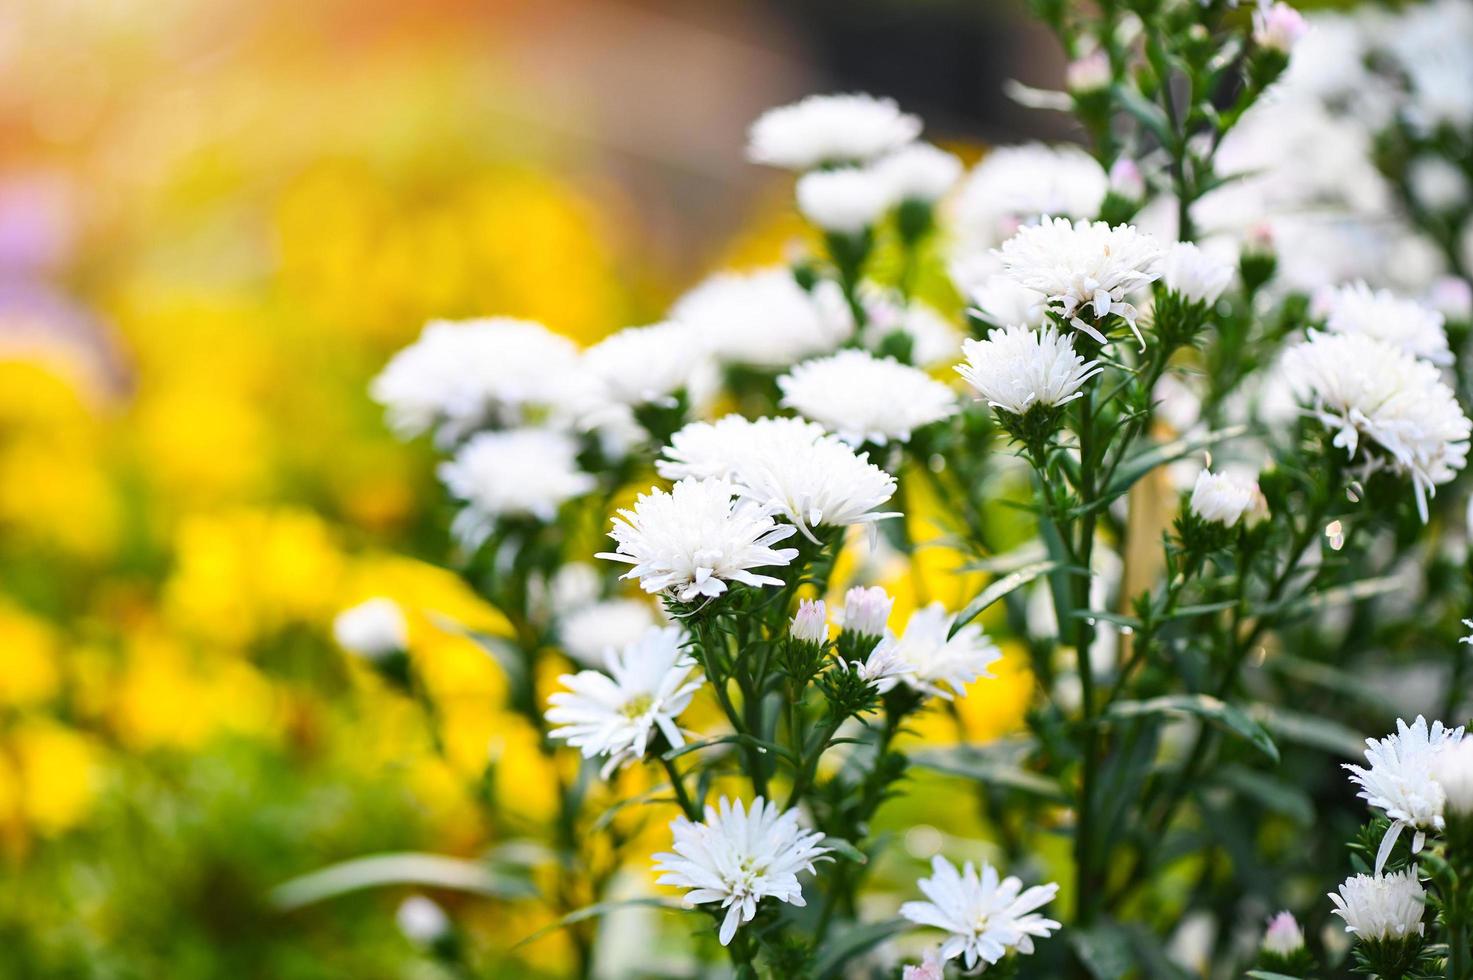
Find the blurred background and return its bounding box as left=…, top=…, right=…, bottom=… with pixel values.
left=0, top=1, right=1080, bottom=975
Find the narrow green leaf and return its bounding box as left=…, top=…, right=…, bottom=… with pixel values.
left=1258, top=574, right=1406, bottom=619
left=814, top=918, right=908, bottom=979
left=1104, top=426, right=1248, bottom=499
left=1105, top=694, right=1279, bottom=762
left=1069, top=924, right=1137, bottom=980
left=661, top=733, right=797, bottom=764
left=911, top=747, right=1066, bottom=802
left=1251, top=704, right=1365, bottom=758
left=270, top=852, right=536, bottom=911
left=1246, top=972, right=1303, bottom=980
left=825, top=837, right=868, bottom=865
left=512, top=898, right=679, bottom=950
left=949, top=560, right=1061, bottom=638
left=1214, top=765, right=1314, bottom=826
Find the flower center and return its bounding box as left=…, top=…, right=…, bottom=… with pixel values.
left=621, top=694, right=654, bottom=719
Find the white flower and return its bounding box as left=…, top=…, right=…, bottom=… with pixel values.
left=558, top=598, right=658, bottom=667
left=1066, top=50, right=1111, bottom=92
left=796, top=167, right=893, bottom=235
left=843, top=638, right=915, bottom=688
left=1282, top=331, right=1471, bottom=522
left=1346, top=715, right=1466, bottom=872
left=1189, top=470, right=1267, bottom=527
left=1318, top=281, right=1452, bottom=366
left=900, top=855, right=1061, bottom=970
left=1254, top=2, right=1309, bottom=53
left=1329, top=868, right=1426, bottom=941
left=1161, top=241, right=1234, bottom=306
left=547, top=625, right=702, bottom=776
left=597, top=478, right=799, bottom=602
left=728, top=432, right=899, bottom=543
left=958, top=270, right=1047, bottom=327
left=1427, top=276, right=1472, bottom=321
left=888, top=603, right=1002, bottom=698
left=790, top=598, right=829, bottom=645
left=371, top=318, right=582, bottom=444
left=671, top=269, right=853, bottom=370
left=838, top=585, right=894, bottom=638
left=396, top=896, right=451, bottom=946
left=778, top=349, right=957, bottom=446
left=902, top=948, right=945, bottom=980
left=438, top=429, right=595, bottom=547
left=996, top=216, right=1163, bottom=346
left=333, top=598, right=408, bottom=660
left=583, top=322, right=707, bottom=407
left=1262, top=911, right=1305, bottom=956
left=1408, top=155, right=1469, bottom=213
left=658, top=415, right=829, bottom=482
left=1108, top=158, right=1145, bottom=201
left=652, top=796, right=831, bottom=945
left=1431, top=738, right=1473, bottom=819
left=957, top=324, right=1102, bottom=417
left=954, top=144, right=1107, bottom=252
left=874, top=142, right=963, bottom=204
left=860, top=292, right=965, bottom=366
left=747, top=93, right=921, bottom=170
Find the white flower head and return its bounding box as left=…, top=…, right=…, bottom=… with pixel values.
left=959, top=271, right=1048, bottom=328
left=747, top=93, right=921, bottom=170
left=1262, top=911, right=1305, bottom=957
left=1162, top=241, right=1234, bottom=306
left=558, top=598, right=658, bottom=667
left=1346, top=715, right=1466, bottom=872
left=658, top=415, right=829, bottom=482
left=796, top=167, right=893, bottom=235
left=597, top=478, right=799, bottom=602
left=1329, top=868, right=1426, bottom=941
left=1282, top=331, right=1471, bottom=522
left=874, top=142, right=963, bottom=205
left=1189, top=470, right=1267, bottom=527
left=1431, top=738, right=1473, bottom=819
left=1408, top=156, right=1469, bottom=214
left=957, top=324, right=1103, bottom=417
left=996, top=216, right=1164, bottom=346
left=778, top=349, right=957, bottom=446
left=728, top=431, right=900, bottom=544
left=838, top=585, right=894, bottom=638
left=954, top=144, right=1108, bottom=252
left=396, top=895, right=450, bottom=946
left=790, top=598, right=830, bottom=645
left=860, top=292, right=965, bottom=366
left=1108, top=158, right=1145, bottom=201
left=671, top=269, right=853, bottom=370
left=902, top=948, right=945, bottom=980
left=900, top=855, right=1061, bottom=970
left=888, top=603, right=1002, bottom=699
left=546, top=625, right=702, bottom=776
left=653, top=796, right=831, bottom=945
left=1066, top=50, right=1112, bottom=92
left=1319, top=281, right=1452, bottom=366
left=1254, top=2, right=1309, bottom=53
left=844, top=637, right=915, bottom=689
left=371, top=318, right=582, bottom=444
left=583, top=322, right=708, bottom=407
left=333, top=598, right=408, bottom=660
left=438, top=429, right=596, bottom=547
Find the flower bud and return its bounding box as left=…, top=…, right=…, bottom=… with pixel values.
left=333, top=597, right=408, bottom=660
left=838, top=586, right=893, bottom=638
left=1432, top=739, right=1473, bottom=818
left=1108, top=158, right=1145, bottom=202
left=1189, top=470, right=1267, bottom=528
left=1253, top=2, right=1308, bottom=53
left=1066, top=50, right=1111, bottom=93
left=796, top=167, right=892, bottom=236
left=1427, top=276, right=1472, bottom=322
left=1261, top=911, right=1305, bottom=957
left=789, top=598, right=830, bottom=645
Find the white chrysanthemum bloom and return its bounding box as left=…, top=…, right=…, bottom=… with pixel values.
left=653, top=797, right=831, bottom=945
left=1161, top=241, right=1234, bottom=306
left=371, top=318, right=582, bottom=444
left=333, top=598, right=408, bottom=660
left=778, top=349, right=957, bottom=446
left=1262, top=911, right=1305, bottom=956
left=747, top=93, right=921, bottom=170
left=839, top=585, right=894, bottom=638
left=546, top=625, right=702, bottom=776
left=1432, top=739, right=1473, bottom=818
left=582, top=322, right=707, bottom=407
left=996, top=216, right=1164, bottom=346
left=1346, top=715, right=1466, bottom=872
left=959, top=270, right=1048, bottom=327
left=844, top=637, right=915, bottom=688
left=396, top=895, right=451, bottom=946
left=1254, top=1, right=1309, bottom=53
left=1329, top=868, right=1426, bottom=941
left=1189, top=470, right=1267, bottom=527
left=957, top=325, right=1102, bottom=417
left=790, top=598, right=829, bottom=645
left=1282, top=331, right=1471, bottom=522
left=439, top=429, right=596, bottom=547
left=860, top=293, right=965, bottom=366
left=728, top=432, right=899, bottom=543
left=902, top=948, right=945, bottom=980
left=875, top=142, right=962, bottom=204
left=658, top=415, right=830, bottom=482
left=900, top=855, right=1061, bottom=970
left=887, top=603, right=1002, bottom=698
left=597, top=478, right=799, bottom=601
left=795, top=167, right=893, bottom=235
left=953, top=144, right=1108, bottom=252
left=557, top=598, right=658, bottom=667
left=671, top=269, right=853, bottom=369
left=1318, top=281, right=1452, bottom=366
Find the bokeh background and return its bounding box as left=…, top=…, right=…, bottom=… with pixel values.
left=0, top=1, right=1111, bottom=975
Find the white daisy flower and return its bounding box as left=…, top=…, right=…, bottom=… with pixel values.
left=1431, top=739, right=1473, bottom=818
left=953, top=144, right=1108, bottom=252
left=874, top=142, right=963, bottom=205
left=1329, top=868, right=1426, bottom=941
left=1189, top=470, right=1267, bottom=527
left=371, top=318, right=582, bottom=444
left=956, top=269, right=1047, bottom=327
left=582, top=322, right=709, bottom=407
left=887, top=603, right=1002, bottom=699
left=747, top=93, right=921, bottom=170
left=671, top=269, right=853, bottom=370
left=1262, top=911, right=1306, bottom=957
left=658, top=415, right=830, bottom=482
left=557, top=598, right=658, bottom=667
left=653, top=796, right=832, bottom=945
left=838, top=585, right=894, bottom=638
left=789, top=598, right=829, bottom=645
left=842, top=638, right=915, bottom=688
left=957, top=324, right=1102, bottom=418
left=996, top=216, right=1164, bottom=346
left=1282, top=331, right=1471, bottom=521
left=1318, top=281, right=1452, bottom=366
left=1345, top=715, right=1466, bottom=872
left=546, top=625, right=703, bottom=776
left=778, top=349, right=957, bottom=446
left=597, top=478, right=799, bottom=602
left=333, top=598, right=408, bottom=660
left=900, top=855, right=1061, bottom=970
left=438, top=429, right=596, bottom=547
left=1161, top=241, right=1235, bottom=306
left=795, top=167, right=893, bottom=235
left=727, top=431, right=899, bottom=543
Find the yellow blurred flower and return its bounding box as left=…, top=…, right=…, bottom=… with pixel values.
left=112, top=632, right=282, bottom=749
left=5, top=719, right=103, bottom=835
left=0, top=603, right=60, bottom=708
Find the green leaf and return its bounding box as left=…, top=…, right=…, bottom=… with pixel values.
left=1259, top=574, right=1406, bottom=619
left=661, top=733, right=797, bottom=764
left=813, top=918, right=908, bottom=979
left=1069, top=924, right=1137, bottom=980
left=1262, top=654, right=1395, bottom=711
left=270, top=852, right=536, bottom=911
left=949, top=560, right=1062, bottom=638
left=1103, top=426, right=1248, bottom=500
left=1105, top=694, right=1279, bottom=762
left=824, top=837, right=868, bottom=865
left=1214, top=765, right=1313, bottom=826
left=1251, top=704, right=1365, bottom=758
left=911, top=747, right=1066, bottom=802
left=1246, top=972, right=1303, bottom=980
left=512, top=898, right=679, bottom=951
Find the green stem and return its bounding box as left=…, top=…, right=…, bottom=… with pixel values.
left=662, top=755, right=700, bottom=821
